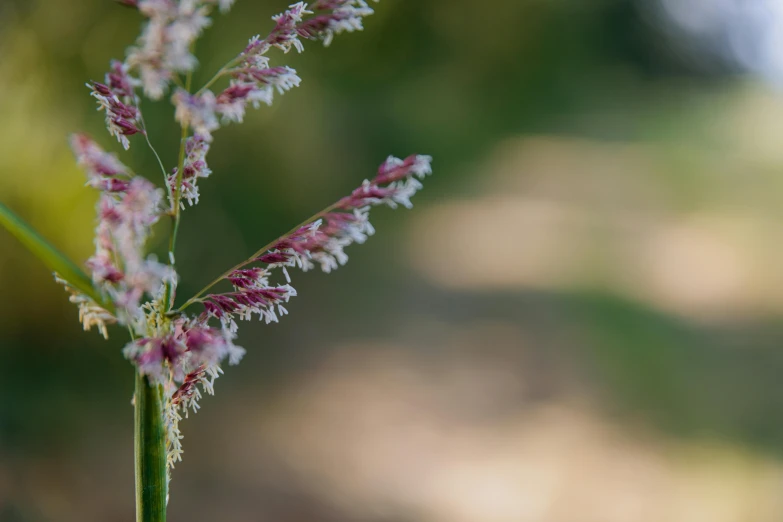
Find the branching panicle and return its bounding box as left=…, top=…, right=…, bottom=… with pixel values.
left=184, top=154, right=432, bottom=325
left=60, top=0, right=431, bottom=492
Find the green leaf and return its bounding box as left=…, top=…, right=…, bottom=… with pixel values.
left=0, top=200, right=106, bottom=307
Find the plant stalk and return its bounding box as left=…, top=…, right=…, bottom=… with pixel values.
left=135, top=371, right=168, bottom=522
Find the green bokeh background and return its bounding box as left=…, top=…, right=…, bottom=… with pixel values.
left=3, top=1, right=783, bottom=521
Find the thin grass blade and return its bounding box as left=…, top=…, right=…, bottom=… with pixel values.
left=0, top=200, right=106, bottom=306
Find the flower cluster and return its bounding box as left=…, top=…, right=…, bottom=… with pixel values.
left=342, top=154, right=434, bottom=210
left=55, top=0, right=432, bottom=486
left=70, top=134, right=173, bottom=330
left=243, top=0, right=378, bottom=55
left=202, top=268, right=298, bottom=332
left=299, top=0, right=377, bottom=46
left=55, top=274, right=117, bottom=340
left=217, top=64, right=301, bottom=123
left=246, top=2, right=311, bottom=55
left=126, top=0, right=235, bottom=99
left=122, top=311, right=244, bottom=470
left=171, top=1, right=377, bottom=142
left=123, top=317, right=243, bottom=385
left=89, top=60, right=143, bottom=150
left=168, top=133, right=212, bottom=208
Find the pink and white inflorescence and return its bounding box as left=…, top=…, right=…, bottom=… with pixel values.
left=70, top=134, right=174, bottom=329
left=89, top=60, right=144, bottom=150
left=198, top=154, right=432, bottom=334
left=172, top=1, right=378, bottom=136
left=168, top=133, right=212, bottom=207
left=58, top=0, right=431, bottom=479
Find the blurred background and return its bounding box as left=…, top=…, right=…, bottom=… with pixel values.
left=3, top=0, right=783, bottom=520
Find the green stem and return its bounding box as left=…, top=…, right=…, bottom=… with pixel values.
left=143, top=130, right=170, bottom=199
left=162, top=53, right=245, bottom=311
left=135, top=371, right=168, bottom=522
left=161, top=123, right=188, bottom=312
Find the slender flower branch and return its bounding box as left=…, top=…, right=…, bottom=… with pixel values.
left=177, top=201, right=341, bottom=312
left=195, top=56, right=242, bottom=95
left=179, top=153, right=433, bottom=316
left=142, top=125, right=170, bottom=193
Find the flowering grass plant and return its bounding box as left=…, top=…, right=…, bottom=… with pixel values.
left=0, top=1, right=432, bottom=520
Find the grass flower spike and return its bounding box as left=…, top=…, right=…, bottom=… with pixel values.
left=2, top=1, right=432, bottom=519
